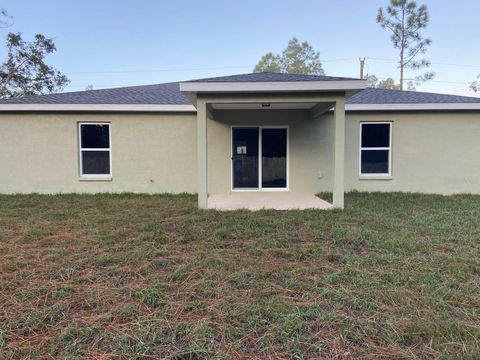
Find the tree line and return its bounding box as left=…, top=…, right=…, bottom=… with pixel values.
left=0, top=10, right=69, bottom=98
left=254, top=1, right=477, bottom=93
left=254, top=0, right=434, bottom=91
left=0, top=1, right=478, bottom=98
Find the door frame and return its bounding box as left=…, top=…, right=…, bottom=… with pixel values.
left=230, top=125, right=289, bottom=192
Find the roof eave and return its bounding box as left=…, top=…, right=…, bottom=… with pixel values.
left=1, top=101, right=479, bottom=113
left=346, top=103, right=480, bottom=111
left=0, top=104, right=196, bottom=112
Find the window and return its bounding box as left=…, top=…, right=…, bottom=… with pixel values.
left=78, top=123, right=111, bottom=177
left=360, top=122, right=391, bottom=176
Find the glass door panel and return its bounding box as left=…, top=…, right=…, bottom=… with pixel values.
left=232, top=127, right=259, bottom=189
left=261, top=128, right=287, bottom=188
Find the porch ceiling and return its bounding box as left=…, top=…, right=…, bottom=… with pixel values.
left=211, top=102, right=317, bottom=110
left=209, top=100, right=336, bottom=118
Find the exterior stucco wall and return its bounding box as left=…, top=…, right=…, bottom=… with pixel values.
left=0, top=113, right=197, bottom=194
left=343, top=111, right=480, bottom=194
left=1, top=110, right=479, bottom=196
left=207, top=110, right=480, bottom=195
left=207, top=109, right=332, bottom=194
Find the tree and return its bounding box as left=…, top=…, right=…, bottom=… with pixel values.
left=366, top=74, right=378, bottom=88
left=0, top=32, right=69, bottom=98
left=254, top=37, right=325, bottom=75
left=368, top=75, right=416, bottom=90
left=367, top=75, right=400, bottom=90
left=367, top=76, right=402, bottom=90
left=0, top=9, right=13, bottom=28
left=470, top=75, right=480, bottom=93
left=377, top=0, right=434, bottom=90
left=254, top=52, right=282, bottom=73
left=377, top=78, right=402, bottom=90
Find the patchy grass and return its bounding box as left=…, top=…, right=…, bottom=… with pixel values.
left=0, top=192, right=479, bottom=359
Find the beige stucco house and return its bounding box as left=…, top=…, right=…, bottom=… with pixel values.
left=0, top=72, right=479, bottom=209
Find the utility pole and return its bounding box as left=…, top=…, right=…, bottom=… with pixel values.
left=359, top=58, right=366, bottom=79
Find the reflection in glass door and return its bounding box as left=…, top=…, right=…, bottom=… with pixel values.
left=232, top=127, right=259, bottom=189
left=262, top=128, right=287, bottom=189
left=232, top=127, right=287, bottom=190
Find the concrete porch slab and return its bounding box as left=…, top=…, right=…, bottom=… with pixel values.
left=208, top=193, right=333, bottom=211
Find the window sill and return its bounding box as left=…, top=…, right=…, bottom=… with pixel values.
left=359, top=175, right=393, bottom=181
left=79, top=176, right=112, bottom=182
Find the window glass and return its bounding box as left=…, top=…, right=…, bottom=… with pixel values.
left=361, top=150, right=389, bottom=174
left=360, top=123, right=391, bottom=176
left=79, top=123, right=111, bottom=176
left=81, top=151, right=110, bottom=175
left=81, top=124, right=110, bottom=148
left=361, top=123, right=390, bottom=148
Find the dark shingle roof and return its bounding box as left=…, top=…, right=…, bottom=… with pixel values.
left=187, top=72, right=359, bottom=82
left=0, top=82, right=190, bottom=105
left=347, top=87, right=480, bottom=104
left=0, top=72, right=478, bottom=106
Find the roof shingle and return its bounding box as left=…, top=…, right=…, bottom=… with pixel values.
left=0, top=72, right=478, bottom=106
left=348, top=87, right=480, bottom=104
left=0, top=82, right=190, bottom=105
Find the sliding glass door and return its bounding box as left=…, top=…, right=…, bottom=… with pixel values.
left=232, top=127, right=259, bottom=189
left=261, top=128, right=287, bottom=188
left=232, top=127, right=288, bottom=190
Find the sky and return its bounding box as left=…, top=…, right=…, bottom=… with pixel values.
left=2, top=0, right=480, bottom=96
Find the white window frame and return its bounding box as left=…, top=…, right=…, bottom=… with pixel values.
left=78, top=122, right=112, bottom=179
left=359, top=122, right=392, bottom=177
left=230, top=125, right=290, bottom=192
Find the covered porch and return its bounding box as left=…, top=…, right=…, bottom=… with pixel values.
left=200, top=94, right=344, bottom=210
left=179, top=74, right=367, bottom=210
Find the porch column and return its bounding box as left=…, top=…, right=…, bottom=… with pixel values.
left=333, top=97, right=345, bottom=209
left=197, top=99, right=208, bottom=209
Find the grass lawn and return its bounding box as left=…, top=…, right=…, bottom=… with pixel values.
left=0, top=193, right=479, bottom=359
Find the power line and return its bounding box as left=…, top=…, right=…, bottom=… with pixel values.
left=367, top=57, right=480, bottom=69
left=64, top=58, right=361, bottom=75
left=367, top=57, right=398, bottom=63
left=414, top=79, right=473, bottom=85
left=65, top=65, right=253, bottom=75
left=66, top=77, right=474, bottom=89
left=373, top=77, right=472, bottom=85
left=61, top=55, right=478, bottom=88
left=68, top=85, right=135, bottom=88
left=63, top=57, right=480, bottom=76
left=321, top=57, right=358, bottom=62
left=431, top=62, right=480, bottom=69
